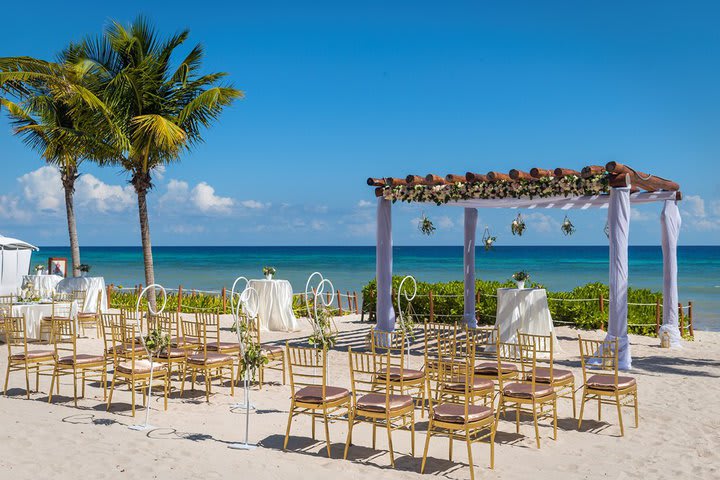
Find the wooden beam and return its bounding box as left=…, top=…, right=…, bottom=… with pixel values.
left=384, top=177, right=407, bottom=186
left=465, top=172, right=488, bottom=182
left=405, top=174, right=426, bottom=185
left=425, top=174, right=447, bottom=185
left=367, top=177, right=384, bottom=186
left=486, top=171, right=511, bottom=182
left=605, top=162, right=679, bottom=191
left=608, top=173, right=631, bottom=188
left=554, top=168, right=581, bottom=177
left=445, top=174, right=467, bottom=183
left=581, top=165, right=605, bottom=178
left=530, top=168, right=553, bottom=178
left=509, top=169, right=534, bottom=181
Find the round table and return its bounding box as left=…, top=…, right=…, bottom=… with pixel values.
left=21, top=274, right=63, bottom=298
left=247, top=279, right=299, bottom=332
left=56, top=276, right=108, bottom=313
left=11, top=301, right=78, bottom=340
left=495, top=288, right=559, bottom=348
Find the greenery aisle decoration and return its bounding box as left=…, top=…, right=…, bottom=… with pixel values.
left=396, top=275, right=417, bottom=341
left=418, top=213, right=436, bottom=236
left=304, top=272, right=337, bottom=350
left=236, top=320, right=268, bottom=382
left=511, top=213, right=526, bottom=236
left=561, top=215, right=576, bottom=236
left=144, top=328, right=170, bottom=356
left=482, top=226, right=496, bottom=251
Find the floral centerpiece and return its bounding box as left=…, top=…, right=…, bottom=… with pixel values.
left=77, top=264, right=91, bottom=277
left=18, top=282, right=41, bottom=303
left=418, top=214, right=436, bottom=236
left=34, top=264, right=45, bottom=274
left=262, top=266, right=276, bottom=280
left=512, top=271, right=530, bottom=289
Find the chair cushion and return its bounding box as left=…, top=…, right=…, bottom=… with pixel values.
left=262, top=345, right=284, bottom=355
left=171, top=336, right=200, bottom=346
left=529, top=367, right=574, bottom=383
left=433, top=403, right=494, bottom=424
left=503, top=382, right=554, bottom=399
left=207, top=341, right=240, bottom=351
left=77, top=312, right=97, bottom=319
left=443, top=376, right=494, bottom=392
left=376, top=367, right=425, bottom=382
left=107, top=344, right=145, bottom=355
left=586, top=374, right=636, bottom=391
left=156, top=347, right=187, bottom=359
left=58, top=354, right=105, bottom=366
left=116, top=359, right=167, bottom=375
left=10, top=350, right=55, bottom=361
left=357, top=393, right=414, bottom=413
left=294, top=385, right=350, bottom=404
left=475, top=362, right=518, bottom=375
left=187, top=352, right=233, bottom=365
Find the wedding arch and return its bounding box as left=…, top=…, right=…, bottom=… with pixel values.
left=367, top=162, right=682, bottom=370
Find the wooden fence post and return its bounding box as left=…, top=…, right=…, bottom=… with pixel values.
left=599, top=293, right=604, bottom=314
left=429, top=290, right=435, bottom=322
left=177, top=285, right=183, bottom=313
left=655, top=298, right=661, bottom=335
left=678, top=302, right=685, bottom=337
left=338, top=291, right=344, bottom=316
left=106, top=284, right=113, bottom=307
left=688, top=301, right=694, bottom=338
left=222, top=287, right=227, bottom=314
left=354, top=292, right=359, bottom=314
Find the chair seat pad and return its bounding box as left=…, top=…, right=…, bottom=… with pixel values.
left=433, top=403, right=494, bottom=424
left=444, top=376, right=494, bottom=392
left=261, top=345, right=284, bottom=355
left=116, top=359, right=167, bottom=375
left=156, top=347, right=187, bottom=359
left=77, top=312, right=97, bottom=319
left=207, top=341, right=240, bottom=351
left=376, top=367, right=424, bottom=382
left=187, top=352, right=233, bottom=365
left=107, top=344, right=145, bottom=355
left=529, top=367, right=574, bottom=383
left=587, top=374, right=636, bottom=391
left=503, top=382, right=554, bottom=399
left=357, top=393, right=413, bottom=413
left=10, top=350, right=55, bottom=361
left=475, top=362, right=518, bottom=374
left=171, top=336, right=200, bottom=346
left=58, top=354, right=105, bottom=366
left=294, top=385, right=350, bottom=404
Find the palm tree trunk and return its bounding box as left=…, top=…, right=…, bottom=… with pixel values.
left=136, top=186, right=157, bottom=310
left=60, top=165, right=81, bottom=278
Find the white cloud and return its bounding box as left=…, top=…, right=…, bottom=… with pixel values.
left=311, top=220, right=327, bottom=231
left=437, top=216, right=454, bottom=228
left=680, top=195, right=720, bottom=231
left=683, top=195, right=706, bottom=218
left=239, top=200, right=270, bottom=209
left=75, top=174, right=135, bottom=213
left=0, top=195, right=31, bottom=222
left=191, top=182, right=234, bottom=214
left=357, top=200, right=373, bottom=208
left=166, top=224, right=205, bottom=234
left=630, top=207, right=653, bottom=222
left=525, top=212, right=558, bottom=233
left=153, top=165, right=166, bottom=180
left=159, top=179, right=190, bottom=207
left=18, top=166, right=63, bottom=212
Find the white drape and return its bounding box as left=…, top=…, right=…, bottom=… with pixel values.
left=376, top=197, right=395, bottom=331
left=247, top=279, right=299, bottom=332
left=463, top=208, right=478, bottom=327
left=606, top=187, right=632, bottom=370
left=56, top=276, right=109, bottom=313
left=660, top=200, right=682, bottom=347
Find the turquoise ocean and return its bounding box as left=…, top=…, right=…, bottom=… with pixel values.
left=32, top=246, right=720, bottom=331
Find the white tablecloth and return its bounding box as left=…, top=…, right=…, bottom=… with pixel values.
left=56, top=276, right=108, bottom=313
left=11, top=301, right=78, bottom=340
left=247, top=279, right=299, bottom=332
left=22, top=275, right=63, bottom=298
left=495, top=288, right=559, bottom=347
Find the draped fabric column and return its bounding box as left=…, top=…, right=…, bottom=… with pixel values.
left=463, top=208, right=478, bottom=328
left=376, top=197, right=396, bottom=331
left=660, top=199, right=682, bottom=347
left=607, top=187, right=632, bottom=370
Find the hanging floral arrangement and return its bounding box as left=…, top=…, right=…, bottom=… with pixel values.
left=511, top=213, right=526, bottom=236
left=482, top=226, right=496, bottom=251
left=561, top=215, right=576, bottom=236
left=418, top=213, right=436, bottom=236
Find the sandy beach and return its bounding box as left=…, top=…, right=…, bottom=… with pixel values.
left=1, top=314, right=718, bottom=480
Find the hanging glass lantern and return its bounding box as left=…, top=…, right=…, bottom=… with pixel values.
left=561, top=215, right=576, bottom=236
left=511, top=213, right=526, bottom=236
left=482, top=226, right=496, bottom=251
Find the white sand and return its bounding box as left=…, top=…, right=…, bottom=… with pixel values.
left=1, top=314, right=718, bottom=480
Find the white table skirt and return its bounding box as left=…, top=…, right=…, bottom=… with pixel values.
left=247, top=279, right=299, bottom=332
left=22, top=275, right=63, bottom=298
left=56, top=276, right=108, bottom=313
left=495, top=288, right=559, bottom=349
left=11, top=301, right=78, bottom=340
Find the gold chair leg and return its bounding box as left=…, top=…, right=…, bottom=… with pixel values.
left=410, top=410, right=416, bottom=456
left=420, top=421, right=433, bottom=473
left=616, top=393, right=624, bottom=436
left=386, top=419, right=395, bottom=467
left=372, top=419, right=376, bottom=449
left=4, top=364, right=10, bottom=395
left=283, top=403, right=294, bottom=450
left=578, top=389, right=586, bottom=429
left=571, top=382, right=577, bottom=418
left=553, top=398, right=558, bottom=440
left=343, top=413, right=354, bottom=459
left=131, top=379, right=136, bottom=417
left=633, top=390, right=639, bottom=427
left=466, top=428, right=475, bottom=480
left=72, top=368, right=78, bottom=407
left=24, top=365, right=30, bottom=399
left=204, top=369, right=211, bottom=402
left=532, top=401, right=540, bottom=448
left=515, top=403, right=520, bottom=434
left=107, top=374, right=116, bottom=411
left=490, top=420, right=496, bottom=469
left=48, top=368, right=57, bottom=403
left=322, top=406, right=332, bottom=458
left=598, top=396, right=602, bottom=421
left=164, top=375, right=169, bottom=411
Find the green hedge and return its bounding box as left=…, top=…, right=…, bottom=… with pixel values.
left=362, top=278, right=663, bottom=336
left=109, top=290, right=226, bottom=313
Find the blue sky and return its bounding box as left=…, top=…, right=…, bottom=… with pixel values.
left=0, top=1, right=718, bottom=246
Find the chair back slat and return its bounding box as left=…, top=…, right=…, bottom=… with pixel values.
left=286, top=343, right=326, bottom=393
left=578, top=335, right=619, bottom=387
left=348, top=347, right=391, bottom=408
left=101, top=313, right=125, bottom=355
left=518, top=331, right=554, bottom=381
left=3, top=316, right=28, bottom=358
left=50, top=317, right=77, bottom=359
left=196, top=311, right=220, bottom=343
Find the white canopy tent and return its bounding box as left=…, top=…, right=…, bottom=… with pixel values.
left=369, top=163, right=683, bottom=371
left=0, top=234, right=39, bottom=296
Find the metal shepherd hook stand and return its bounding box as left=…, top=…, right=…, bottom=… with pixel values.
left=397, top=275, right=417, bottom=369
left=304, top=272, right=335, bottom=375
left=229, top=276, right=259, bottom=451
left=129, top=283, right=167, bottom=431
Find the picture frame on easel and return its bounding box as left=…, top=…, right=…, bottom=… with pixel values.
left=48, top=257, right=68, bottom=277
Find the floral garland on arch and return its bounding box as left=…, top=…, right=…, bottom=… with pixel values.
left=383, top=175, right=609, bottom=205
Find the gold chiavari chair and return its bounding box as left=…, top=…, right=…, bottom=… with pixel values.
left=577, top=335, right=638, bottom=436
left=75, top=290, right=102, bottom=337
left=243, top=314, right=285, bottom=388
left=148, top=313, right=188, bottom=378
left=495, top=339, right=557, bottom=448
left=100, top=313, right=142, bottom=364
left=344, top=347, right=415, bottom=467
left=0, top=294, right=15, bottom=317
left=180, top=316, right=234, bottom=402
left=48, top=317, right=107, bottom=407
left=470, top=326, right=520, bottom=383
left=371, top=329, right=426, bottom=417
left=201, top=310, right=240, bottom=355
left=423, top=320, right=459, bottom=404
left=3, top=316, right=55, bottom=398
left=518, top=331, right=576, bottom=417
left=421, top=337, right=497, bottom=480
left=283, top=343, right=350, bottom=457
left=39, top=297, right=74, bottom=343
left=107, top=322, right=169, bottom=416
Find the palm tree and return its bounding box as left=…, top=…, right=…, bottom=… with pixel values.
left=82, top=17, right=243, bottom=306
left=0, top=50, right=116, bottom=277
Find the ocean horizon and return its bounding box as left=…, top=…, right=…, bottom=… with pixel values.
left=30, top=245, right=720, bottom=332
